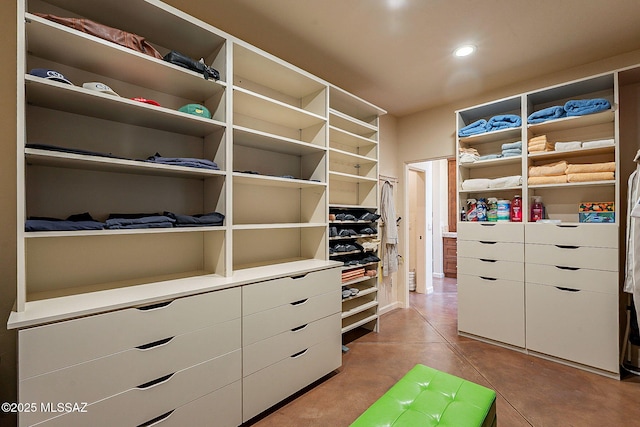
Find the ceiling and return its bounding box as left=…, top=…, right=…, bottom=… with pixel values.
left=166, top=0, right=640, bottom=117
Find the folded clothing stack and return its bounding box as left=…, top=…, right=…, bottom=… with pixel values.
left=566, top=162, right=615, bottom=183
left=458, top=114, right=521, bottom=137
left=554, top=141, right=582, bottom=152
left=105, top=213, right=176, bottom=229
left=459, top=146, right=480, bottom=164
left=582, top=138, right=615, bottom=149
left=146, top=153, right=219, bottom=170
left=461, top=176, right=522, bottom=191
left=528, top=160, right=568, bottom=184
left=528, top=135, right=554, bottom=153
left=458, top=119, right=488, bottom=137
left=527, top=98, right=611, bottom=124
left=165, top=211, right=225, bottom=227
left=501, top=140, right=522, bottom=158
left=342, top=268, right=365, bottom=283
left=26, top=212, right=105, bottom=232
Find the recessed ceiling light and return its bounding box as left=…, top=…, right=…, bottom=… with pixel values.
left=454, top=45, right=476, bottom=57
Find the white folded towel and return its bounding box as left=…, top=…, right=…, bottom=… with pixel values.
left=459, top=152, right=479, bottom=164
left=489, top=175, right=522, bottom=189
left=554, top=141, right=582, bottom=151
left=582, top=138, right=615, bottom=149
left=461, top=178, right=491, bottom=191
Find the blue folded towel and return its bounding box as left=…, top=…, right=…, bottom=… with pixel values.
left=478, top=153, right=503, bottom=161
left=502, top=150, right=522, bottom=158
left=487, top=114, right=521, bottom=131
left=527, top=105, right=566, bottom=124
left=501, top=141, right=522, bottom=151
left=564, top=98, right=611, bottom=117
left=458, top=119, right=488, bottom=137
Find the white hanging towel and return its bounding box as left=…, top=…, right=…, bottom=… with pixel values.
left=381, top=180, right=398, bottom=276
left=624, top=149, right=640, bottom=322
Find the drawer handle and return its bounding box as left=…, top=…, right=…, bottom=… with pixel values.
left=556, top=224, right=578, bottom=228
left=555, top=266, right=580, bottom=271
left=479, top=259, right=497, bottom=263
left=137, top=373, right=174, bottom=390
left=138, top=410, right=175, bottom=427
left=136, top=300, right=173, bottom=311
left=555, top=245, right=579, bottom=250
left=555, top=286, right=580, bottom=293
left=136, top=337, right=174, bottom=351
left=479, top=241, right=497, bottom=245
left=291, top=348, right=309, bottom=358
left=480, top=223, right=496, bottom=227
left=480, top=276, right=497, bottom=281
left=291, top=298, right=308, bottom=306
left=291, top=273, right=309, bottom=279
left=291, top=324, right=308, bottom=332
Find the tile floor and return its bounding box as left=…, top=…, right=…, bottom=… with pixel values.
left=248, top=277, right=640, bottom=426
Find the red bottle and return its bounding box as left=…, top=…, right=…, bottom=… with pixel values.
left=511, top=195, right=522, bottom=222
left=530, top=196, right=543, bottom=222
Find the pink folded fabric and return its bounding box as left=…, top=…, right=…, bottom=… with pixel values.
left=528, top=175, right=568, bottom=185
left=567, top=172, right=614, bottom=182
left=528, top=160, right=567, bottom=177
left=566, top=162, right=615, bottom=174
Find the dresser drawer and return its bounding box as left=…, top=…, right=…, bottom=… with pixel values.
left=244, top=313, right=339, bottom=376
left=243, top=290, right=340, bottom=346
left=243, top=267, right=340, bottom=315
left=457, top=257, right=524, bottom=281
left=525, top=243, right=618, bottom=271
left=457, top=274, right=525, bottom=347
left=525, top=223, right=617, bottom=247
left=135, top=381, right=242, bottom=427
left=19, top=319, right=241, bottom=426
left=526, top=283, right=619, bottom=373
left=34, top=350, right=242, bottom=427
left=457, top=222, right=524, bottom=243
left=19, top=287, right=241, bottom=379
left=457, top=240, right=523, bottom=262
left=526, top=263, right=618, bottom=294
left=243, top=335, right=341, bottom=422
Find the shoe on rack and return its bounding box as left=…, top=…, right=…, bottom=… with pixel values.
left=329, top=226, right=338, bottom=237
left=349, top=288, right=359, bottom=296
left=342, top=289, right=352, bottom=298
left=360, top=212, right=381, bottom=221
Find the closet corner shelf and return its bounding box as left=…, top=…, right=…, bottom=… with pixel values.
left=233, top=126, right=326, bottom=156
left=342, top=286, right=378, bottom=302
left=24, top=225, right=225, bottom=239
left=329, top=148, right=377, bottom=165
left=232, top=172, right=326, bottom=188
left=342, top=275, right=378, bottom=288
left=341, top=300, right=379, bottom=320
left=342, top=313, right=378, bottom=334
left=329, top=171, right=377, bottom=184
left=232, top=222, right=326, bottom=230
left=329, top=108, right=378, bottom=135
left=527, top=109, right=614, bottom=133
left=527, top=145, right=615, bottom=161
left=329, top=125, right=378, bottom=148
left=458, top=127, right=521, bottom=145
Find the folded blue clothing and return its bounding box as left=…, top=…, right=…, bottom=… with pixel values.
left=501, top=141, right=522, bottom=151
left=106, top=221, right=175, bottom=229
left=502, top=150, right=522, bottom=158
left=26, top=219, right=105, bottom=231
left=487, top=114, right=521, bottom=131
left=458, top=119, right=488, bottom=137
left=527, top=105, right=566, bottom=124
left=478, top=153, right=503, bottom=161
left=146, top=153, right=219, bottom=170
left=166, top=211, right=225, bottom=227
left=564, top=98, right=611, bottom=117
left=501, top=148, right=522, bottom=155
left=105, top=215, right=175, bottom=229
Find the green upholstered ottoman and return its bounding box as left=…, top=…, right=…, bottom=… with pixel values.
left=350, top=364, right=496, bottom=427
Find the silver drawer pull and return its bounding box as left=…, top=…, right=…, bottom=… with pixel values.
left=291, top=348, right=309, bottom=358
left=480, top=276, right=497, bottom=281
left=555, top=286, right=580, bottom=292
left=136, top=337, right=174, bottom=351
left=479, top=259, right=497, bottom=263
left=479, top=241, right=497, bottom=245
left=138, top=410, right=175, bottom=427
left=291, top=324, right=308, bottom=332
left=291, top=273, right=308, bottom=279
left=136, top=300, right=173, bottom=311
left=137, top=373, right=174, bottom=390
left=555, top=245, right=579, bottom=249
left=291, top=298, right=308, bottom=306
left=555, top=266, right=580, bottom=271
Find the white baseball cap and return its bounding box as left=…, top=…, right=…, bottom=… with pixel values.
left=82, top=82, right=120, bottom=97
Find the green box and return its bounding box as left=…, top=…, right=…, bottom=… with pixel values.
left=578, top=212, right=615, bottom=223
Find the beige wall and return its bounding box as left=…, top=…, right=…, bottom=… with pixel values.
left=0, top=1, right=17, bottom=424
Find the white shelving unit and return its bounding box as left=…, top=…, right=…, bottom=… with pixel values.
left=455, top=72, right=621, bottom=378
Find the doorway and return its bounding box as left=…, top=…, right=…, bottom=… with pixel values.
left=406, top=158, right=452, bottom=296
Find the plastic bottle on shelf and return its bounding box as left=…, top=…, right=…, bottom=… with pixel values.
left=530, top=196, right=544, bottom=222
left=460, top=207, right=466, bottom=221
left=497, top=199, right=511, bottom=221
left=510, top=195, right=522, bottom=222
left=476, top=198, right=488, bottom=222
left=487, top=198, right=498, bottom=222
left=466, top=199, right=477, bottom=222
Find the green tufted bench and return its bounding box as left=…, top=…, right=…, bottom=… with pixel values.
left=350, top=364, right=496, bottom=427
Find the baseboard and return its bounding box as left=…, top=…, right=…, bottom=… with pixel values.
left=433, top=272, right=444, bottom=278
left=379, top=301, right=401, bottom=315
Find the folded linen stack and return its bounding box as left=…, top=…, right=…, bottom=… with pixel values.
left=527, top=98, right=611, bottom=124
left=501, top=140, right=522, bottom=158
left=566, top=161, right=615, bottom=183
left=459, top=146, right=480, bottom=164
left=555, top=141, right=583, bottom=152
left=461, top=178, right=491, bottom=191
left=528, top=160, right=568, bottom=185
left=487, top=114, right=522, bottom=132
left=528, top=135, right=554, bottom=153
left=527, top=106, right=566, bottom=124
left=489, top=175, right=522, bottom=189
left=582, top=138, right=615, bottom=149
left=458, top=119, right=488, bottom=137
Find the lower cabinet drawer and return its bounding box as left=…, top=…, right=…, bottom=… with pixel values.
left=457, top=257, right=524, bottom=281
left=19, top=319, right=241, bottom=426
left=244, top=313, right=340, bottom=376
left=457, top=274, right=525, bottom=347
left=27, top=350, right=242, bottom=427
left=243, top=267, right=340, bottom=315
left=525, top=223, right=617, bottom=247
left=457, top=240, right=523, bottom=263
left=243, top=335, right=341, bottom=422
left=526, top=283, right=619, bottom=373
left=243, top=290, right=340, bottom=346
left=136, top=380, right=242, bottom=427
left=19, top=287, right=241, bottom=379
left=525, top=243, right=618, bottom=271
left=525, top=263, right=618, bottom=294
